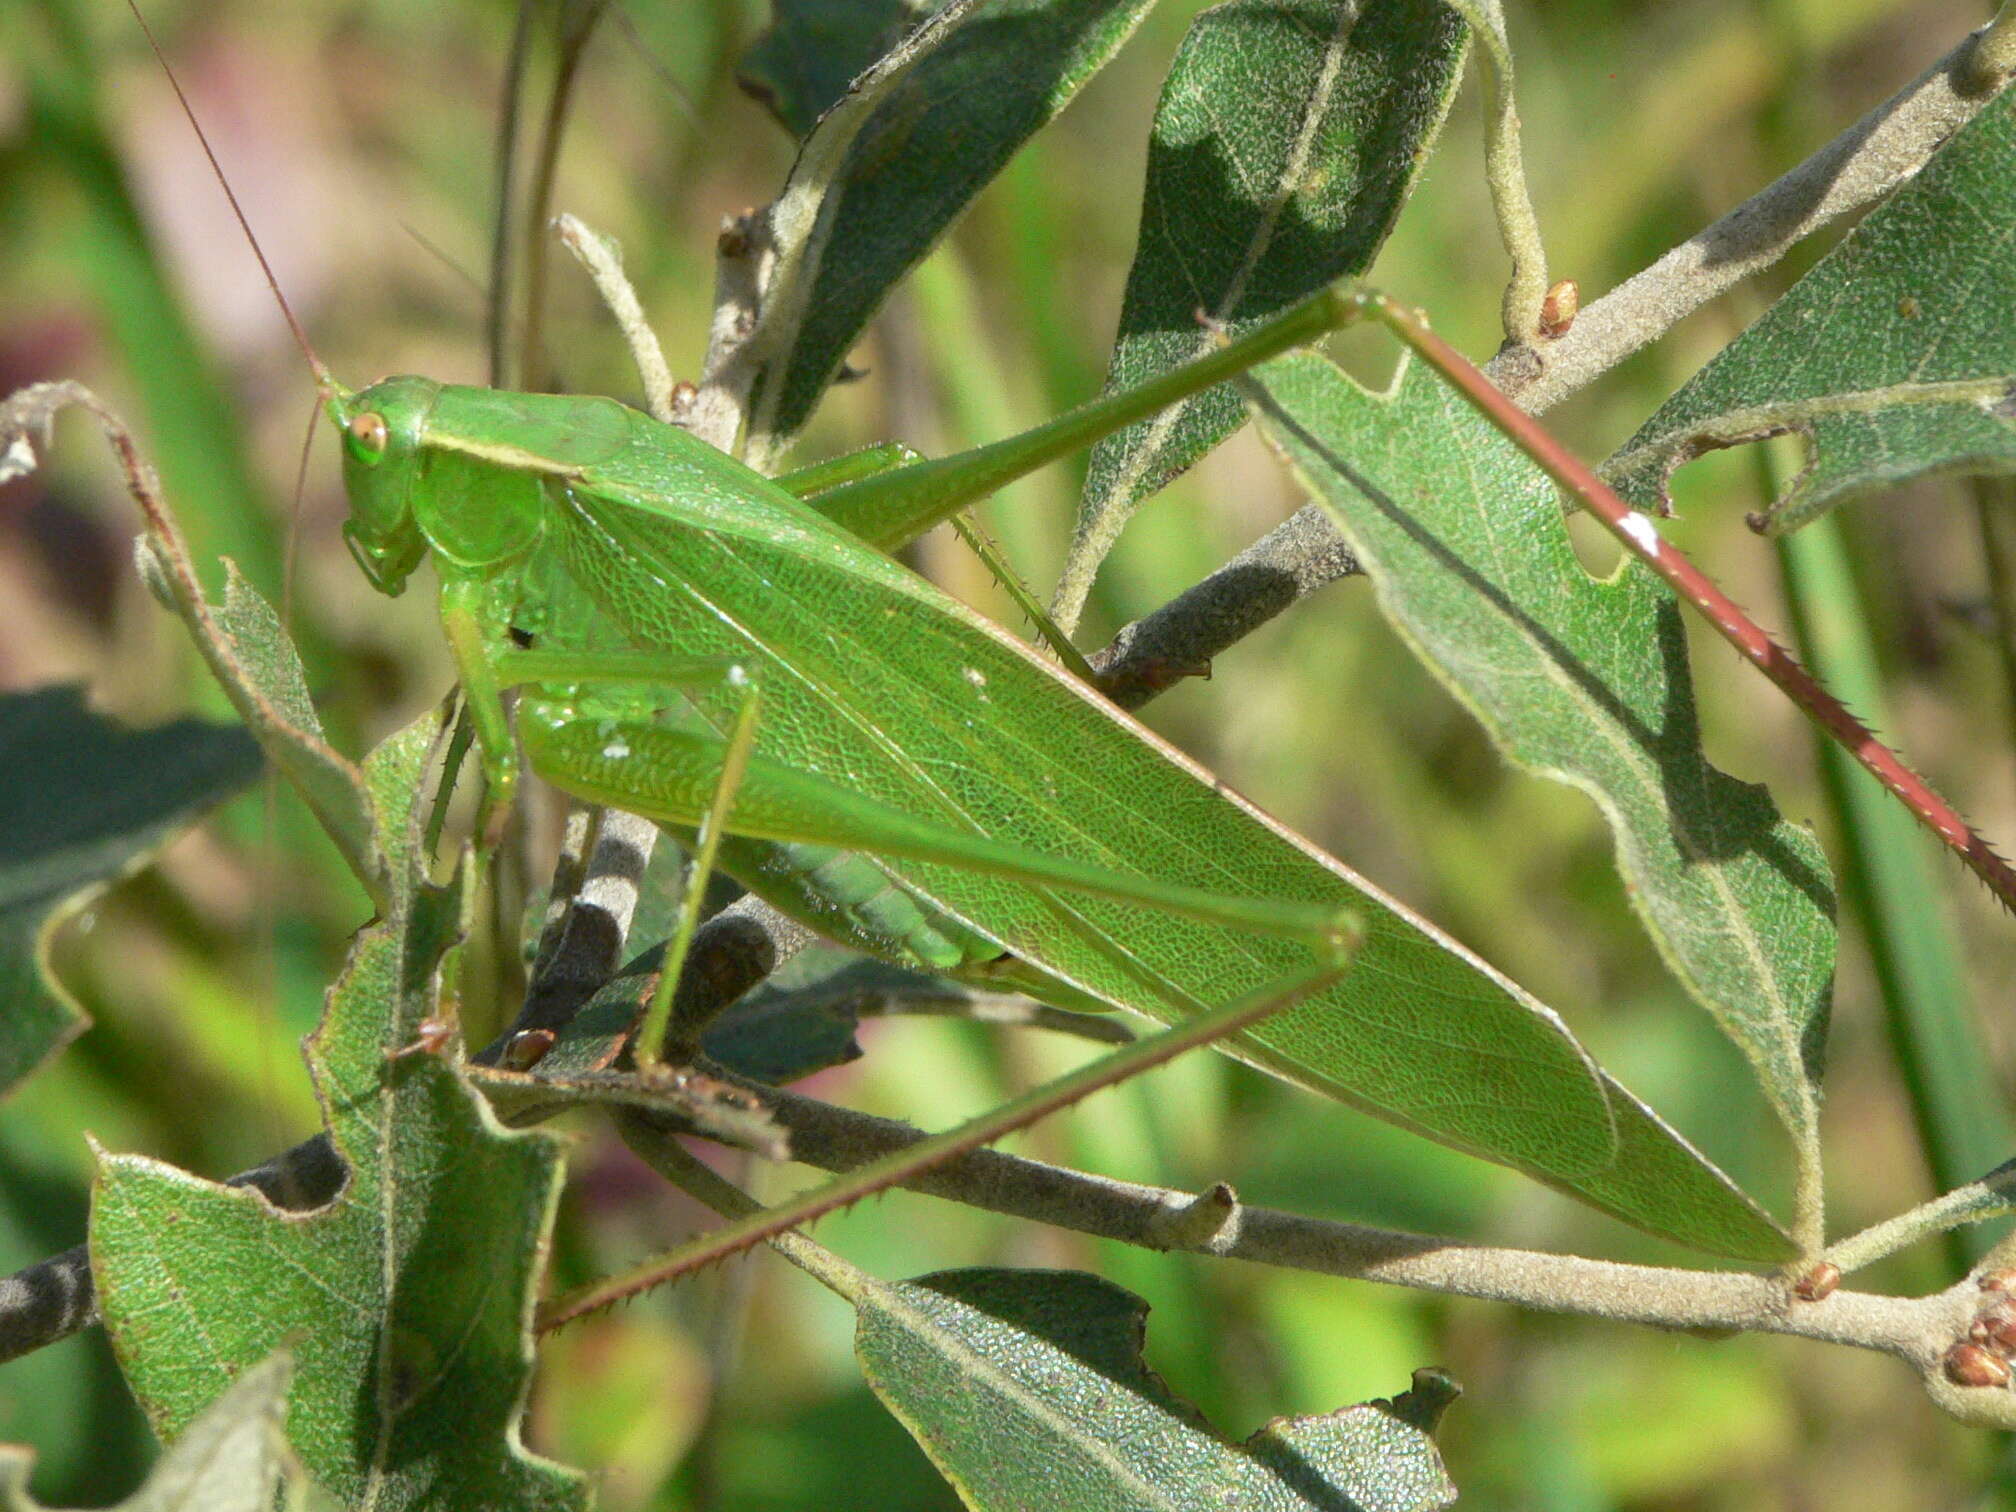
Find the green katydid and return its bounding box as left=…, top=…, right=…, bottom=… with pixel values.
left=104, top=0, right=1648, bottom=1232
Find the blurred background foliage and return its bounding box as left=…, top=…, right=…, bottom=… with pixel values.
left=1, top=0, right=2013, bottom=1505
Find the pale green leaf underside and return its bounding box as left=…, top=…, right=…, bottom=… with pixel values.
left=1064, top=0, right=1466, bottom=618
left=1607, top=88, right=2016, bottom=533
left=743, top=0, right=1159, bottom=465
left=859, top=1268, right=1457, bottom=1511
left=0, top=686, right=258, bottom=1102
left=1250, top=349, right=1831, bottom=1236
left=91, top=716, right=584, bottom=1511
left=0, top=1352, right=297, bottom=1512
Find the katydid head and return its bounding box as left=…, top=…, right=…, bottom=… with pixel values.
left=329, top=377, right=442, bottom=596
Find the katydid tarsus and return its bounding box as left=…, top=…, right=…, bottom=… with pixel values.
left=105, top=0, right=2016, bottom=1275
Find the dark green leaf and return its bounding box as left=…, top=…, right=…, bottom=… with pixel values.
left=0, top=686, right=259, bottom=1102
left=91, top=713, right=585, bottom=1510
left=738, top=0, right=1160, bottom=466
left=1606, top=89, right=2016, bottom=534
left=1057, top=0, right=1466, bottom=624
left=859, top=1268, right=1457, bottom=1511
left=739, top=0, right=940, bottom=138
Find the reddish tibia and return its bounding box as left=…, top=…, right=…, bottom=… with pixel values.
left=1371, top=294, right=2016, bottom=916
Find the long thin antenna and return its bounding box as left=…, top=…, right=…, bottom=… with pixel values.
left=124, top=0, right=332, bottom=391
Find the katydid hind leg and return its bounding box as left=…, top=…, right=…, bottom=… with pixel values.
left=772, top=441, right=922, bottom=501
left=810, top=285, right=1366, bottom=553
left=540, top=943, right=1358, bottom=1325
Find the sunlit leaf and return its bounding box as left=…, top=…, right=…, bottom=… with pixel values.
left=91, top=713, right=584, bottom=1510
left=859, top=1268, right=1458, bottom=1511
left=1249, top=348, right=1827, bottom=1248
left=1061, top=0, right=1466, bottom=621
left=1606, top=90, right=2016, bottom=534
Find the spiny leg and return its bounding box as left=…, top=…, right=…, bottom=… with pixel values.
left=1356, top=292, right=2016, bottom=913
left=539, top=936, right=1358, bottom=1328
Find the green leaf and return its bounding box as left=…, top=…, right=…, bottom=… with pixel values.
left=90, top=713, right=585, bottom=1511
left=1057, top=0, right=1466, bottom=625
left=738, top=0, right=1160, bottom=467
left=1249, top=349, right=1824, bottom=1254
left=1606, top=89, right=2016, bottom=535
left=739, top=0, right=935, bottom=138
left=0, top=383, right=367, bottom=895
left=134, top=544, right=383, bottom=904
left=858, top=1268, right=1457, bottom=1511
left=0, top=1351, right=298, bottom=1512
left=0, top=686, right=259, bottom=1102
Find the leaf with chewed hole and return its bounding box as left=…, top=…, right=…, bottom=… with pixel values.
left=91, top=713, right=584, bottom=1510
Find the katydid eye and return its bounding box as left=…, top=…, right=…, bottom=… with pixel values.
left=348, top=411, right=389, bottom=461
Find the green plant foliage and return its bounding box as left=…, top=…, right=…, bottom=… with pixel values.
left=1062, top=0, right=1466, bottom=622
left=0, top=1352, right=299, bottom=1512
left=0, top=686, right=259, bottom=1102
left=858, top=1268, right=1456, bottom=1511
left=1249, top=348, right=1831, bottom=1253
left=739, top=0, right=932, bottom=138
left=90, top=715, right=583, bottom=1510
left=131, top=529, right=381, bottom=903
left=738, top=0, right=1163, bottom=465
left=1606, top=90, right=2016, bottom=535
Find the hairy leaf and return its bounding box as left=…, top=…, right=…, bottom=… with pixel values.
left=736, top=0, right=1160, bottom=467
left=0, top=687, right=258, bottom=1102
left=1250, top=349, right=1827, bottom=1249
left=1606, top=89, right=2016, bottom=534
left=1057, top=0, right=1466, bottom=626
left=859, top=1268, right=1457, bottom=1511
left=0, top=1352, right=298, bottom=1512
left=91, top=714, right=584, bottom=1510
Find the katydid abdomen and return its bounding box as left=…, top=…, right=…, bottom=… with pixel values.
left=343, top=375, right=1624, bottom=1189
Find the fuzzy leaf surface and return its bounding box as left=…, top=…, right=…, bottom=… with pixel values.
left=1606, top=89, right=2016, bottom=534
left=859, top=1268, right=1457, bottom=1511
left=0, top=1352, right=298, bottom=1512
left=1059, top=0, right=1465, bottom=622
left=737, top=0, right=1159, bottom=466
left=1249, top=349, right=1827, bottom=1250
left=90, top=716, right=583, bottom=1511
left=0, top=686, right=258, bottom=1101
